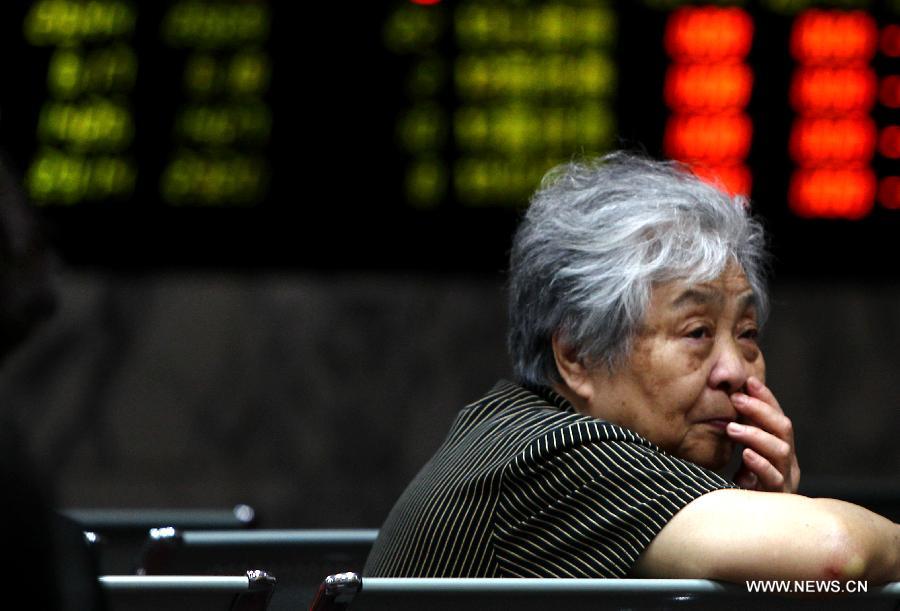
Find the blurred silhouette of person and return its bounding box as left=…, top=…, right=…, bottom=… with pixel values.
left=0, top=153, right=104, bottom=610
left=0, top=155, right=55, bottom=355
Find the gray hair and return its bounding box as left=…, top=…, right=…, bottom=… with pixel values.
left=508, top=152, right=770, bottom=387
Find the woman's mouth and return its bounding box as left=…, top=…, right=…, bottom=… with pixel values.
left=703, top=418, right=734, bottom=430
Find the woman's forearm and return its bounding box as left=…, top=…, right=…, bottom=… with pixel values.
left=633, top=490, right=900, bottom=583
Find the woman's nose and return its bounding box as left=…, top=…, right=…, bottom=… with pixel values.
left=708, top=339, right=749, bottom=394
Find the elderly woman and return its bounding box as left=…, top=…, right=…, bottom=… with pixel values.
left=364, top=153, right=900, bottom=582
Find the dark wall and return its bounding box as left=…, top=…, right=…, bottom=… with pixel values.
left=0, top=270, right=510, bottom=527
left=0, top=270, right=896, bottom=527
left=761, top=283, right=900, bottom=481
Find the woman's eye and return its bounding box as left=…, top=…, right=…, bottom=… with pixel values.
left=686, top=327, right=709, bottom=339
left=740, top=328, right=759, bottom=340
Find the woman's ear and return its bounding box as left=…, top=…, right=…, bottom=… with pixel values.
left=551, top=333, right=595, bottom=403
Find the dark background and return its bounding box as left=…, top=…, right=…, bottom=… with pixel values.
left=0, top=0, right=896, bottom=528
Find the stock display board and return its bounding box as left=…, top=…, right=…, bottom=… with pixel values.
left=1, top=0, right=900, bottom=275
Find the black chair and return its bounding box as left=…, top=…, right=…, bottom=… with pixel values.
left=62, top=505, right=257, bottom=574
left=100, top=570, right=275, bottom=611
left=139, top=528, right=378, bottom=611
left=310, top=573, right=900, bottom=611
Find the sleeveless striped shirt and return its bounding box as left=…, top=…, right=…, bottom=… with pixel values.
left=364, top=380, right=736, bottom=578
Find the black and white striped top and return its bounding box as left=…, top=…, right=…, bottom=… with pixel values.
left=364, top=380, right=736, bottom=578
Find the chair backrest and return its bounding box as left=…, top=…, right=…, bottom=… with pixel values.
left=310, top=573, right=900, bottom=611
left=140, top=529, right=378, bottom=611
left=100, top=570, right=275, bottom=611
left=63, top=505, right=257, bottom=574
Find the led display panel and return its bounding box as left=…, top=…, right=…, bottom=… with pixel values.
left=0, top=0, right=899, bottom=275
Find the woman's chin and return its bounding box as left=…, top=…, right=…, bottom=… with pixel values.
left=677, top=437, right=734, bottom=471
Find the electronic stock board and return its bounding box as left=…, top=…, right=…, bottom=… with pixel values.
left=0, top=0, right=898, bottom=277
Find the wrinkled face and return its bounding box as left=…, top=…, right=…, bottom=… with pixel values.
left=582, top=265, right=765, bottom=470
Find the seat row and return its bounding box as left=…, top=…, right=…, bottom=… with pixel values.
left=66, top=506, right=900, bottom=611
left=68, top=506, right=376, bottom=611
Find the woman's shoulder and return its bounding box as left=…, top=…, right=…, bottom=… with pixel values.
left=455, top=380, right=656, bottom=451
left=460, top=381, right=728, bottom=484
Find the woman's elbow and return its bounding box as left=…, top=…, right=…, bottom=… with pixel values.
left=814, top=499, right=899, bottom=583
left=816, top=512, right=895, bottom=582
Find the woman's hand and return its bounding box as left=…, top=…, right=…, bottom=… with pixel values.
left=726, top=377, right=800, bottom=493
